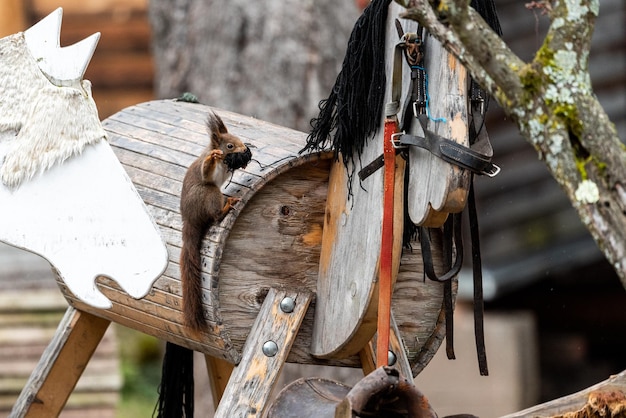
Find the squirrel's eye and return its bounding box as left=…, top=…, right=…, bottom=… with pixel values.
left=227, top=143, right=234, bottom=149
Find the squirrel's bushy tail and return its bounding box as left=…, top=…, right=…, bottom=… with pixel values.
left=180, top=222, right=207, bottom=331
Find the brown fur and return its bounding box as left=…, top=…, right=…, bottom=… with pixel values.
left=179, top=112, right=246, bottom=331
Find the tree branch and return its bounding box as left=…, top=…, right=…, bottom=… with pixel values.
left=399, top=0, right=626, bottom=288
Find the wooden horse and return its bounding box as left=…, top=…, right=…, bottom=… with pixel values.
left=2, top=4, right=478, bottom=417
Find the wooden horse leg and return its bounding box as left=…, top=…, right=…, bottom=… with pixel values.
left=214, top=287, right=313, bottom=417
left=205, top=355, right=234, bottom=409
left=11, top=306, right=110, bottom=418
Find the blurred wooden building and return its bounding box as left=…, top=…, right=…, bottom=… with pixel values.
left=0, top=0, right=154, bottom=119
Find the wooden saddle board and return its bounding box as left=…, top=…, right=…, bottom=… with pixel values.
left=310, top=2, right=469, bottom=360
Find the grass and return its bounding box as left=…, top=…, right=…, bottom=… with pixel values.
left=114, top=325, right=163, bottom=418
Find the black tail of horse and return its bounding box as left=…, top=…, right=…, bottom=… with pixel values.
left=302, top=0, right=392, bottom=179
left=154, top=342, right=195, bottom=418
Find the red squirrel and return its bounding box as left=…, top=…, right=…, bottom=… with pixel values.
left=179, top=112, right=249, bottom=331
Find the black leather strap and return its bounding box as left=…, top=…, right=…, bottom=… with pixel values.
left=358, top=115, right=499, bottom=181
left=396, top=115, right=499, bottom=176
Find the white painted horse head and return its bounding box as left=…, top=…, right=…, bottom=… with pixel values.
left=0, top=8, right=168, bottom=308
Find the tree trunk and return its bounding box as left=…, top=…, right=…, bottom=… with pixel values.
left=148, top=0, right=360, bottom=131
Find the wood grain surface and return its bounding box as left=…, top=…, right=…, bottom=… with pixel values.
left=57, top=99, right=452, bottom=374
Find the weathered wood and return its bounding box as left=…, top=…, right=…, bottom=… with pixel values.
left=310, top=5, right=409, bottom=360
left=214, top=288, right=312, bottom=418
left=52, top=99, right=451, bottom=374
left=360, top=315, right=413, bottom=380
left=11, top=307, right=110, bottom=418
left=0, top=288, right=119, bottom=417
left=1, top=12, right=168, bottom=310
left=501, top=369, right=626, bottom=418
left=406, top=18, right=471, bottom=227
left=205, top=355, right=234, bottom=410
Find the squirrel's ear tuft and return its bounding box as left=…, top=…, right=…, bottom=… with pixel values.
left=206, top=111, right=228, bottom=136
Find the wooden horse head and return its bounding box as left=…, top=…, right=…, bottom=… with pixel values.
left=307, top=1, right=471, bottom=360
left=0, top=8, right=168, bottom=309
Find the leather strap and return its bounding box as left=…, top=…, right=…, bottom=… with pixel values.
left=377, top=116, right=397, bottom=368
left=468, top=179, right=489, bottom=375
left=376, top=38, right=406, bottom=368
left=395, top=115, right=499, bottom=176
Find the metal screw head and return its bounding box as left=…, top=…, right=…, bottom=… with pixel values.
left=279, top=297, right=295, bottom=313
left=262, top=340, right=278, bottom=357
left=388, top=350, right=397, bottom=366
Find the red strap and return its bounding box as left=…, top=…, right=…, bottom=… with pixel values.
left=376, top=117, right=397, bottom=368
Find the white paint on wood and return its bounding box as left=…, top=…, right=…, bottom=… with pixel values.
left=0, top=140, right=169, bottom=308
left=0, top=11, right=168, bottom=308
left=23, top=8, right=100, bottom=87
left=0, top=28, right=104, bottom=188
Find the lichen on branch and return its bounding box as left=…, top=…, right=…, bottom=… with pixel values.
left=398, top=0, right=626, bottom=287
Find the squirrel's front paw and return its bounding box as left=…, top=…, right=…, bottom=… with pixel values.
left=207, top=149, right=224, bottom=161
left=225, top=197, right=240, bottom=210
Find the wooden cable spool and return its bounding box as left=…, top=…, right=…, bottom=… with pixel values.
left=56, top=99, right=452, bottom=375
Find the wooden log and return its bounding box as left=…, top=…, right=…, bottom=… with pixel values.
left=501, top=369, right=626, bottom=418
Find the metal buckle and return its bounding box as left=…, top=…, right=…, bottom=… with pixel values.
left=390, top=132, right=406, bottom=149
left=412, top=101, right=425, bottom=118
left=483, top=163, right=501, bottom=178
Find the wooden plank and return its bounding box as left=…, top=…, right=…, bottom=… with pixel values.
left=103, top=114, right=208, bottom=158
left=310, top=3, right=407, bottom=359
left=110, top=100, right=449, bottom=371
left=21, top=99, right=450, bottom=373
left=112, top=146, right=187, bottom=183
left=406, top=19, right=471, bottom=226
left=11, top=307, right=110, bottom=418
left=86, top=52, right=153, bottom=88
left=205, top=355, right=235, bottom=409
left=91, top=88, right=153, bottom=120
left=218, top=160, right=330, bottom=355
left=67, top=298, right=236, bottom=361
left=214, top=288, right=312, bottom=417
left=145, top=100, right=308, bottom=143
left=0, top=291, right=66, bottom=312
left=108, top=103, right=307, bottom=168
left=58, top=13, right=151, bottom=53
